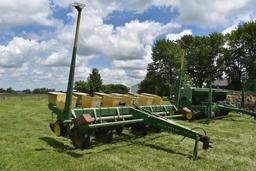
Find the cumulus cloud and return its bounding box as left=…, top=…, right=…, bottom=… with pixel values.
left=172, top=0, right=256, bottom=27
left=0, top=0, right=60, bottom=27
left=0, top=37, right=38, bottom=67
left=100, top=68, right=142, bottom=86
left=40, top=51, right=69, bottom=67
left=78, top=20, right=180, bottom=60
left=166, top=29, right=192, bottom=41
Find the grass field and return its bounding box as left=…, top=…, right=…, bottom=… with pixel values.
left=0, top=95, right=255, bottom=171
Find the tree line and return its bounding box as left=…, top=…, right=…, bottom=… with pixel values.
left=0, top=69, right=129, bottom=95
left=139, top=21, right=256, bottom=97
left=0, top=88, right=55, bottom=94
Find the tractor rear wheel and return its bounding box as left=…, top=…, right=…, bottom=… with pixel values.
left=70, top=128, right=91, bottom=149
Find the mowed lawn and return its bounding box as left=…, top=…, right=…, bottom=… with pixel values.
left=0, top=94, right=255, bottom=171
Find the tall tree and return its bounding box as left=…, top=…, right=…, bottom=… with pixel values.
left=87, top=68, right=103, bottom=95
left=180, top=33, right=225, bottom=87
left=226, top=21, right=256, bottom=90
left=139, top=39, right=183, bottom=97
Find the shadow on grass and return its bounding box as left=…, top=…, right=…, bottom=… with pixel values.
left=39, top=137, right=83, bottom=158
left=210, top=114, right=256, bottom=124
left=90, top=133, right=195, bottom=159
left=124, top=134, right=195, bottom=159
left=136, top=142, right=195, bottom=159
left=192, top=114, right=256, bottom=124
left=39, top=133, right=198, bottom=160
left=191, top=115, right=240, bottom=124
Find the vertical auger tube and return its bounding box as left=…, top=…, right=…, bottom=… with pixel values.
left=63, top=4, right=84, bottom=120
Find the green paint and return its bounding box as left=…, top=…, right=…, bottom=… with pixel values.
left=63, top=6, right=83, bottom=120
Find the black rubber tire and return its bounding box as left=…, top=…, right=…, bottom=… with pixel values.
left=149, top=126, right=161, bottom=133
left=115, top=126, right=123, bottom=135
left=70, top=128, right=91, bottom=149
left=105, top=129, right=113, bottom=143
left=95, top=128, right=113, bottom=143
left=216, top=110, right=229, bottom=116
left=131, top=124, right=148, bottom=136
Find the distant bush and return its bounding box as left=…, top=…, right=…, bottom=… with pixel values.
left=32, top=88, right=55, bottom=94
left=22, top=89, right=31, bottom=94
left=103, top=84, right=129, bottom=94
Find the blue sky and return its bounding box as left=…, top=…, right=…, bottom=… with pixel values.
left=0, top=0, right=255, bottom=90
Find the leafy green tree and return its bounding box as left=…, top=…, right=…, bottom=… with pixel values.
left=225, top=21, right=256, bottom=90
left=179, top=33, right=225, bottom=87
left=138, top=73, right=160, bottom=94
left=74, top=80, right=89, bottom=93
left=6, top=87, right=14, bottom=93
left=140, top=39, right=183, bottom=96
left=87, top=68, right=103, bottom=95
left=0, top=88, right=6, bottom=93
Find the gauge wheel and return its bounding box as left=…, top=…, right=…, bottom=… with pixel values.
left=50, top=120, right=66, bottom=136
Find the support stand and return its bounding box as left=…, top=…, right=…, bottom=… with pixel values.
left=193, top=136, right=199, bottom=160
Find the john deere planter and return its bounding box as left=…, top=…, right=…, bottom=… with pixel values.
left=177, top=87, right=256, bottom=120
left=47, top=3, right=211, bottom=160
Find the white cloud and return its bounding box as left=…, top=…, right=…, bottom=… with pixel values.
left=0, top=0, right=60, bottom=27
left=172, top=0, right=256, bottom=27
left=55, top=0, right=256, bottom=28
left=222, top=24, right=238, bottom=35
left=112, top=60, right=148, bottom=70
left=166, top=29, right=192, bottom=41
left=0, top=37, right=38, bottom=67
left=40, top=51, right=69, bottom=67
left=78, top=20, right=180, bottom=60
left=100, top=68, right=141, bottom=86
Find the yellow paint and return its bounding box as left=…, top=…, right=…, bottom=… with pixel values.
left=186, top=112, right=193, bottom=120
left=53, top=122, right=61, bottom=136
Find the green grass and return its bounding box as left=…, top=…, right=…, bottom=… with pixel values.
left=0, top=95, right=256, bottom=171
